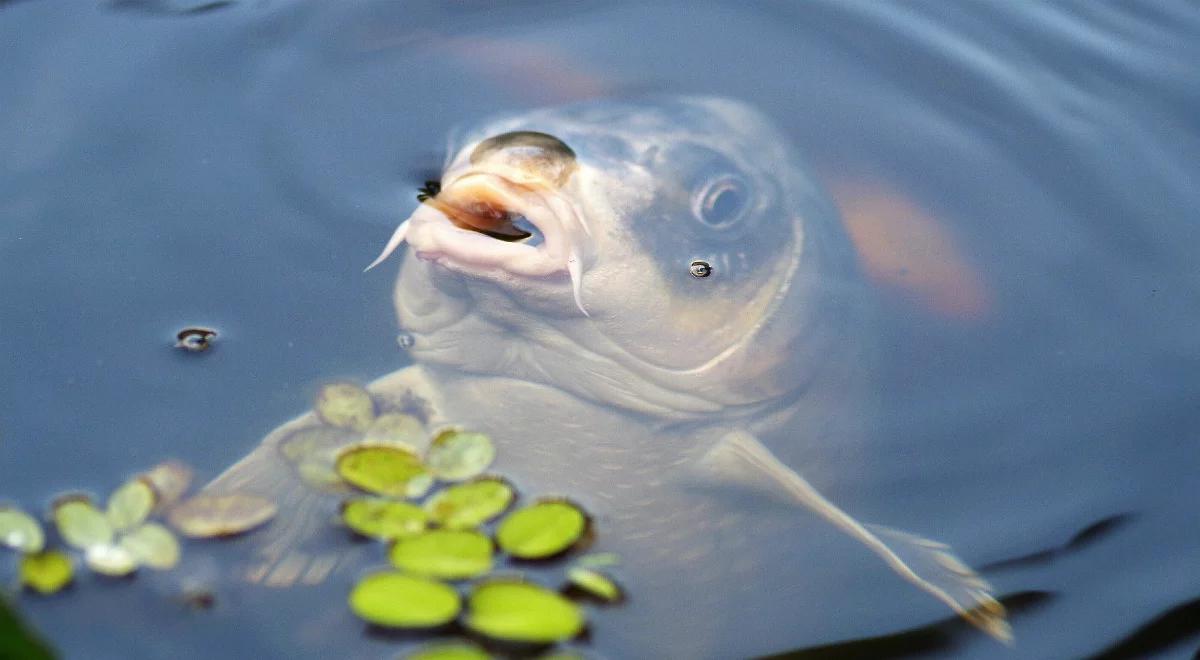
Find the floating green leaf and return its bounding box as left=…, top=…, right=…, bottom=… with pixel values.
left=119, top=523, right=181, bottom=570
left=316, top=382, right=376, bottom=432
left=406, top=640, right=492, bottom=660
left=465, top=580, right=584, bottom=643
left=364, top=413, right=425, bottom=449
left=19, top=551, right=73, bottom=595
left=142, top=460, right=193, bottom=512
left=340, top=498, right=427, bottom=540
left=53, top=496, right=114, bottom=550
left=279, top=426, right=358, bottom=492
left=84, top=544, right=137, bottom=577
left=0, top=506, right=44, bottom=553
left=388, top=530, right=493, bottom=580
left=335, top=444, right=433, bottom=498
left=566, top=567, right=623, bottom=603
left=348, top=571, right=460, bottom=628
left=106, top=478, right=156, bottom=531
left=425, top=429, right=495, bottom=481
left=167, top=492, right=277, bottom=539
left=424, top=478, right=514, bottom=530
left=496, top=500, right=587, bottom=560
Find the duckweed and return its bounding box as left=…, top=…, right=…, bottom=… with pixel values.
left=106, top=478, right=156, bottom=532
left=341, top=498, right=427, bottom=540
left=142, top=460, right=193, bottom=512
left=19, top=551, right=73, bottom=595
left=405, top=641, right=492, bottom=660
left=167, top=492, right=277, bottom=539
left=348, top=571, right=461, bottom=628
left=566, top=567, right=623, bottom=603
left=118, top=523, right=181, bottom=570
left=364, top=413, right=426, bottom=449
left=424, top=478, right=514, bottom=530
left=425, top=429, right=495, bottom=481
left=336, top=444, right=433, bottom=499
left=464, top=579, right=584, bottom=643
left=0, top=506, right=44, bottom=554
left=316, top=382, right=376, bottom=432
left=53, top=497, right=114, bottom=550
left=496, top=500, right=587, bottom=560
left=84, top=544, right=137, bottom=577
left=388, top=530, right=493, bottom=580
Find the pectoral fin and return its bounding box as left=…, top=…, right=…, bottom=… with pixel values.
left=699, top=430, right=1011, bottom=643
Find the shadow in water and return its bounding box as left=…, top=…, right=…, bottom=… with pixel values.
left=758, top=591, right=1053, bottom=660
left=982, top=513, right=1136, bottom=573
left=1086, top=597, right=1200, bottom=660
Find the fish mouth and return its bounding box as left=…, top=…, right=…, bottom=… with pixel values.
left=366, top=171, right=591, bottom=314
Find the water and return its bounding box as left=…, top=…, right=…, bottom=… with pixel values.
left=2, top=1, right=1199, bottom=658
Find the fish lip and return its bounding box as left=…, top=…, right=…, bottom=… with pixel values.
left=405, top=171, right=585, bottom=278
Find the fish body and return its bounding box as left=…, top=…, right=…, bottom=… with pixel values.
left=202, top=96, right=1007, bottom=653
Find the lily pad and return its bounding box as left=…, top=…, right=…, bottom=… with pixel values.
left=388, top=530, right=493, bottom=580
left=348, top=571, right=461, bottom=628
left=496, top=500, right=588, bottom=560
left=335, top=444, right=433, bottom=498
left=0, top=506, right=44, bottom=553
left=84, top=544, right=137, bottom=577
left=53, top=496, right=114, bottom=550
left=425, top=429, right=495, bottom=481
left=19, top=551, right=73, bottom=595
left=424, top=477, right=515, bottom=530
left=340, top=498, right=427, bottom=540
left=465, top=579, right=585, bottom=643
left=119, top=523, right=181, bottom=570
left=106, top=478, right=156, bottom=531
left=566, top=567, right=623, bottom=603
left=316, top=382, right=376, bottom=432
left=406, top=640, right=492, bottom=660
left=167, top=492, right=277, bottom=538
left=142, top=460, right=193, bottom=511
left=364, top=413, right=426, bottom=449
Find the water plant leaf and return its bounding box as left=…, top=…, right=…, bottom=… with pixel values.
left=119, top=523, right=181, bottom=570
left=142, top=460, right=193, bottom=512
left=424, top=477, right=514, bottom=530
left=0, top=595, right=56, bottom=659
left=348, top=571, right=461, bottom=628
left=106, top=478, right=156, bottom=531
left=465, top=579, right=585, bottom=643
left=84, top=544, right=137, bottom=577
left=425, top=429, right=495, bottom=481
left=52, top=496, right=114, bottom=550
left=19, top=551, right=73, bottom=595
left=388, top=530, right=493, bottom=580
left=364, top=413, right=425, bottom=449
left=496, top=500, right=587, bottom=560
left=0, top=506, right=45, bottom=554
left=566, top=567, right=623, bottom=603
left=340, top=498, right=427, bottom=540
left=406, top=640, right=492, bottom=660
left=335, top=444, right=433, bottom=498
left=279, top=426, right=358, bottom=492
left=167, top=493, right=277, bottom=538
left=315, top=382, right=376, bottom=432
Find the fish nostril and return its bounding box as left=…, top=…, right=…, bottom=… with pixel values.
left=469, top=131, right=577, bottom=187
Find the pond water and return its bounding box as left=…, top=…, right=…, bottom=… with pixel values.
left=2, top=1, right=1199, bottom=658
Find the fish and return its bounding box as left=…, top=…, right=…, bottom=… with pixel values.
left=199, top=96, right=1009, bottom=648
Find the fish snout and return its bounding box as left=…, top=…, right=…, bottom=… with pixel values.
left=468, top=131, right=578, bottom=189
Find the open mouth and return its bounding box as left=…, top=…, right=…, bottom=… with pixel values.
left=365, top=172, right=589, bottom=314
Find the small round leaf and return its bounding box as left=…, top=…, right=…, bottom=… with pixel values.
left=316, top=382, right=376, bottom=431
left=106, top=478, right=156, bottom=531
left=465, top=580, right=584, bottom=643
left=20, top=551, right=73, bottom=595
left=341, top=498, right=427, bottom=540
left=566, top=567, right=623, bottom=603
left=84, top=543, right=138, bottom=577
left=119, top=523, right=181, bottom=570
left=388, top=530, right=493, bottom=580
left=0, top=506, right=45, bottom=553
left=406, top=641, right=492, bottom=660
left=424, top=478, right=514, bottom=530
left=53, top=496, right=114, bottom=550
left=168, top=493, right=277, bottom=538
left=364, top=413, right=426, bottom=449
left=336, top=444, right=433, bottom=498
left=425, top=429, right=495, bottom=481
left=348, top=571, right=460, bottom=628
left=496, top=500, right=587, bottom=560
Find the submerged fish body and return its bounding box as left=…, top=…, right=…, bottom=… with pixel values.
left=203, top=96, right=1007, bottom=651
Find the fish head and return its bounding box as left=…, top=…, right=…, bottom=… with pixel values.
left=383, top=96, right=863, bottom=418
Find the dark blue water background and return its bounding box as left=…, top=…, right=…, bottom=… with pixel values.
left=2, top=1, right=1199, bottom=658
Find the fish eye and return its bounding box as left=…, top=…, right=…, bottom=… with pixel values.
left=692, top=174, right=750, bottom=229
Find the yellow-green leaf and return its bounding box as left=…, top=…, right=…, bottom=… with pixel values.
left=348, top=571, right=460, bottom=628
left=364, top=413, right=425, bottom=449
left=335, top=444, right=433, bottom=499
left=388, top=530, right=493, bottom=580
left=0, top=506, right=44, bottom=553
left=106, top=478, right=156, bottom=531
left=566, top=567, right=623, bottom=603
left=119, top=523, right=181, bottom=570
left=496, top=500, right=587, bottom=560
left=167, top=492, right=277, bottom=539
left=53, top=496, right=114, bottom=550
left=425, top=429, right=495, bottom=482
left=424, top=478, right=514, bottom=530
left=465, top=580, right=584, bottom=643
left=405, top=641, right=492, bottom=660
left=84, top=544, right=137, bottom=577
left=341, top=498, right=427, bottom=540
left=315, top=382, right=376, bottom=432
left=19, top=551, right=73, bottom=595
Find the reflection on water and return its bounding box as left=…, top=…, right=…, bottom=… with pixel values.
left=2, top=1, right=1199, bottom=658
